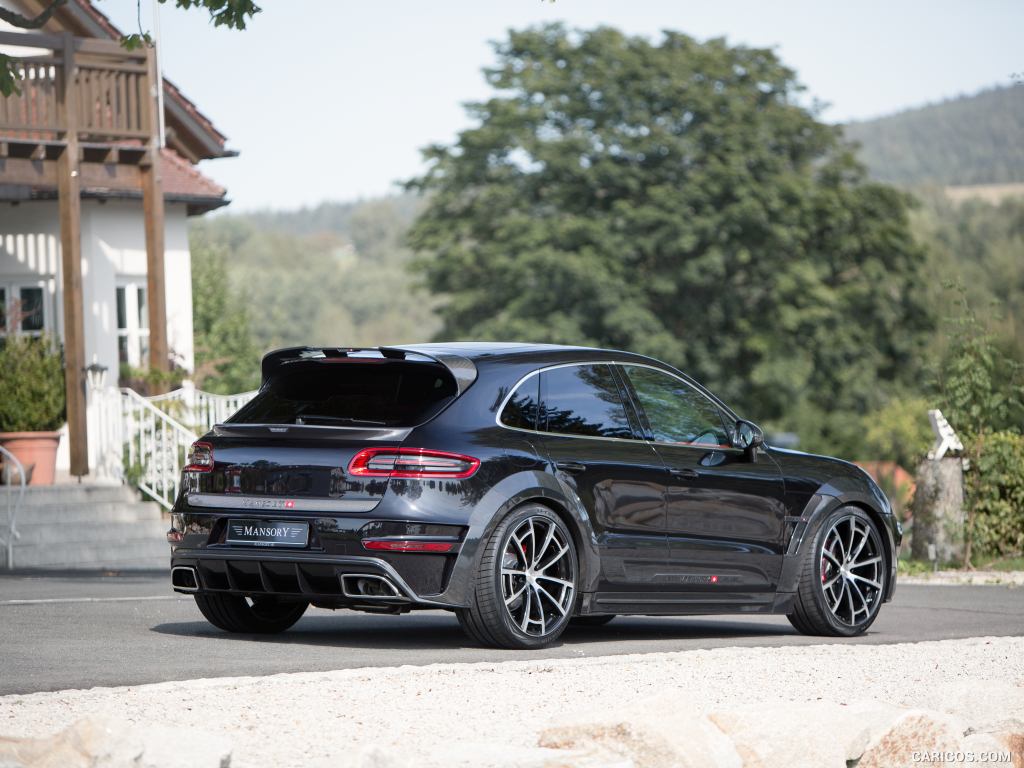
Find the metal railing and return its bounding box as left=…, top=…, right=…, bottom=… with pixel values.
left=146, top=385, right=257, bottom=434
left=0, top=446, right=27, bottom=570
left=120, top=387, right=197, bottom=511
left=91, top=383, right=257, bottom=510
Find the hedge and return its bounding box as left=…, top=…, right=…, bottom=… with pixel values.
left=966, top=431, right=1024, bottom=557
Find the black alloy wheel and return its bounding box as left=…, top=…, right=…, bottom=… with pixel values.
left=458, top=504, right=578, bottom=649
left=788, top=506, right=886, bottom=637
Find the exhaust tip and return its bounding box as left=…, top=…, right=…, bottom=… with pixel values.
left=340, top=573, right=404, bottom=600
left=171, top=566, right=199, bottom=592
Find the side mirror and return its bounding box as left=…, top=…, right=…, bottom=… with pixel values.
left=733, top=420, right=764, bottom=455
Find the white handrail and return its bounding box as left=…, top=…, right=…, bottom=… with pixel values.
left=90, top=383, right=257, bottom=510
left=144, top=384, right=258, bottom=434
left=0, top=445, right=26, bottom=570
left=120, top=387, right=200, bottom=511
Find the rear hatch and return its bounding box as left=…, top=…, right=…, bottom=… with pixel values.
left=185, top=352, right=463, bottom=513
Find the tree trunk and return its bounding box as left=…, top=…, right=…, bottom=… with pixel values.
left=910, top=457, right=966, bottom=564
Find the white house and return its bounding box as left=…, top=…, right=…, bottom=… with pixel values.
left=0, top=0, right=232, bottom=477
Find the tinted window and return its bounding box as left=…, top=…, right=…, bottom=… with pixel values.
left=623, top=365, right=731, bottom=447
left=500, top=375, right=540, bottom=430
left=539, top=364, right=633, bottom=439
left=229, top=361, right=457, bottom=427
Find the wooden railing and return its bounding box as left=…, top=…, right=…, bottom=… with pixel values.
left=0, top=31, right=151, bottom=142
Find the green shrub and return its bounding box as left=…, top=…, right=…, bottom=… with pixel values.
left=860, top=395, right=934, bottom=469
left=966, top=431, right=1024, bottom=557
left=0, top=336, right=66, bottom=432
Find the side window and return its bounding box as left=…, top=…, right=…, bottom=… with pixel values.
left=539, top=364, right=633, bottom=439
left=622, top=365, right=731, bottom=447
left=499, top=375, right=541, bottom=430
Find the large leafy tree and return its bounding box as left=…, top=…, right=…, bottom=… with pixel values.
left=408, top=25, right=934, bottom=453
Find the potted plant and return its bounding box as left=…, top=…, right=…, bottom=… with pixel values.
left=0, top=336, right=66, bottom=485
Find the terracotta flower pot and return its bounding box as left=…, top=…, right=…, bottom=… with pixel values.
left=0, top=431, right=61, bottom=486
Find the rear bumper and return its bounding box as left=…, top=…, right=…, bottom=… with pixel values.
left=170, top=549, right=457, bottom=608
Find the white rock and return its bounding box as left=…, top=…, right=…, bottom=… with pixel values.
left=539, top=702, right=741, bottom=768
left=0, top=717, right=231, bottom=768
left=858, top=709, right=965, bottom=768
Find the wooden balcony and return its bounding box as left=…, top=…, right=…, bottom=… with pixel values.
left=0, top=30, right=153, bottom=145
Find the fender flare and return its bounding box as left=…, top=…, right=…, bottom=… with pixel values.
left=429, top=470, right=601, bottom=607
left=778, top=479, right=899, bottom=603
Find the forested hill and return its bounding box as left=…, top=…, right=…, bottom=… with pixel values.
left=844, top=84, right=1024, bottom=186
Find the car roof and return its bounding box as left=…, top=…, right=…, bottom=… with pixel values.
left=397, top=343, right=739, bottom=421
left=394, top=341, right=651, bottom=365
left=259, top=342, right=737, bottom=420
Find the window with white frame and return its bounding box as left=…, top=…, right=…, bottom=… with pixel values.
left=116, top=280, right=150, bottom=368
left=0, top=279, right=52, bottom=344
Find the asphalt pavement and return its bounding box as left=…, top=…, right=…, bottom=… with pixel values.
left=1, top=571, right=1021, bottom=695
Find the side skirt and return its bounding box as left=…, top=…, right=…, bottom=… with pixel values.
left=583, top=591, right=795, bottom=616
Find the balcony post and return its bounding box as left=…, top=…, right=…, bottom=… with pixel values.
left=56, top=32, right=89, bottom=476
left=142, top=44, right=169, bottom=390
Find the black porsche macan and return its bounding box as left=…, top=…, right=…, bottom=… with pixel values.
left=168, top=343, right=901, bottom=649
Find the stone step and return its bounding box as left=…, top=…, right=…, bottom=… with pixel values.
left=17, top=484, right=140, bottom=507
left=9, top=502, right=164, bottom=525
left=1, top=483, right=174, bottom=570
left=15, top=519, right=168, bottom=546
left=9, top=539, right=170, bottom=570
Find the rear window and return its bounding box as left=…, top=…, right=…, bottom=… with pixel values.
left=229, top=361, right=458, bottom=427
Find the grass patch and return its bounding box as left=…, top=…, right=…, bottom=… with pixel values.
left=897, top=558, right=935, bottom=576
left=897, top=553, right=1024, bottom=574
left=968, top=553, right=1024, bottom=572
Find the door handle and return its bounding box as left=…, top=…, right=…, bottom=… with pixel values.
left=669, top=467, right=699, bottom=480
left=555, top=461, right=587, bottom=474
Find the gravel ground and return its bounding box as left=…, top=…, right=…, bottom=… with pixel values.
left=1, top=635, right=1022, bottom=767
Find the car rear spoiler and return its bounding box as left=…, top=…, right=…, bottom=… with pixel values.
left=259, top=346, right=478, bottom=396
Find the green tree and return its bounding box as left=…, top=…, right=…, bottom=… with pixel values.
left=860, top=395, right=934, bottom=470
left=937, top=287, right=1024, bottom=437
left=935, top=287, right=1024, bottom=565
left=190, top=240, right=261, bottom=393
left=408, top=25, right=933, bottom=456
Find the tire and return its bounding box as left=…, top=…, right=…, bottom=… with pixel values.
left=194, top=593, right=308, bottom=634
left=570, top=615, right=615, bottom=628
left=457, top=504, right=578, bottom=649
left=787, top=506, right=887, bottom=637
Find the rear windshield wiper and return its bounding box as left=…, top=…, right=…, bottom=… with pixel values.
left=294, top=415, right=388, bottom=426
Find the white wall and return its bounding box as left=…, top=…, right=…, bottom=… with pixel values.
left=0, top=198, right=196, bottom=474
left=87, top=200, right=195, bottom=372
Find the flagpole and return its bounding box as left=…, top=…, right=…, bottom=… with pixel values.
left=152, top=0, right=166, bottom=148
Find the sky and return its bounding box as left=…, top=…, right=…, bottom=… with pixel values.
left=100, top=0, right=1024, bottom=212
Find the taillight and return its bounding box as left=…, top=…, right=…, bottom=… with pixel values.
left=348, top=448, right=480, bottom=479
left=362, top=539, right=457, bottom=553
left=184, top=441, right=214, bottom=473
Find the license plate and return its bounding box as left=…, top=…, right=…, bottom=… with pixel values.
left=225, top=520, right=310, bottom=548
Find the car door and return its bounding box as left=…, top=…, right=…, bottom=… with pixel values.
left=618, top=364, right=788, bottom=596
left=502, top=363, right=669, bottom=594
